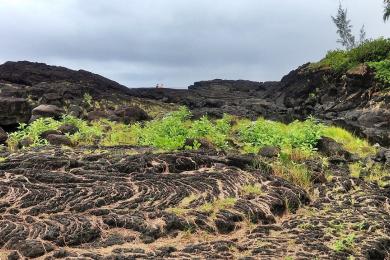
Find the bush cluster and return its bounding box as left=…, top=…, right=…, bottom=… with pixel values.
left=311, top=38, right=390, bottom=84
left=367, top=60, right=390, bottom=86
left=237, top=117, right=323, bottom=152
left=7, top=107, right=375, bottom=160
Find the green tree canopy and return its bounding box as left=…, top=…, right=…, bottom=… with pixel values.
left=385, top=0, right=390, bottom=21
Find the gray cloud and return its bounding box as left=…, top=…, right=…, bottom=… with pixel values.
left=0, top=0, right=388, bottom=88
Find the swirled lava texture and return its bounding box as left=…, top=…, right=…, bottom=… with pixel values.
left=0, top=147, right=389, bottom=259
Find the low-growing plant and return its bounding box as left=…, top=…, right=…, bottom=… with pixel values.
left=166, top=194, right=200, bottom=216
left=367, top=60, right=390, bottom=86
left=349, top=162, right=362, bottom=178
left=83, top=93, right=93, bottom=107
left=311, top=50, right=351, bottom=73
left=237, top=117, right=323, bottom=153
left=332, top=233, right=356, bottom=252
left=241, top=184, right=263, bottom=195
left=7, top=118, right=62, bottom=149
left=271, top=160, right=312, bottom=191
left=198, top=197, right=237, bottom=218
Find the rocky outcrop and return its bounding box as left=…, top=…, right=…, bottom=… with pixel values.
left=0, top=61, right=130, bottom=94
left=0, top=97, right=31, bottom=126
left=127, top=65, right=390, bottom=147
left=0, top=61, right=388, bottom=146
left=0, top=61, right=166, bottom=127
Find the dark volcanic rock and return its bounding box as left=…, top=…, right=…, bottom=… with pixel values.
left=58, top=124, right=79, bottom=135
left=45, top=134, right=73, bottom=146
left=1, top=61, right=388, bottom=146
left=0, top=61, right=130, bottom=94
left=31, top=104, right=64, bottom=121
left=114, top=106, right=150, bottom=124
left=19, top=137, right=33, bottom=148
left=87, top=110, right=118, bottom=122
left=14, top=240, right=52, bottom=258
left=0, top=147, right=388, bottom=259
left=40, top=129, right=63, bottom=139
left=0, top=97, right=31, bottom=126
left=316, top=137, right=349, bottom=157
left=0, top=127, right=7, bottom=144
left=259, top=146, right=280, bottom=158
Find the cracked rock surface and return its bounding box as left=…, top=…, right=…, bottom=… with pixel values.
left=0, top=147, right=389, bottom=259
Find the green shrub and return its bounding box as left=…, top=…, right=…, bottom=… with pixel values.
left=7, top=118, right=62, bottom=149
left=367, top=60, right=390, bottom=86
left=237, top=117, right=323, bottom=152
left=137, top=107, right=191, bottom=150
left=349, top=38, right=390, bottom=64
left=7, top=108, right=374, bottom=161
left=311, top=38, right=390, bottom=75
left=188, top=114, right=232, bottom=149
left=319, top=50, right=351, bottom=72
left=332, top=233, right=356, bottom=252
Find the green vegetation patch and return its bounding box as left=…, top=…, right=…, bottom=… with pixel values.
left=241, top=184, right=263, bottom=195
left=310, top=38, right=390, bottom=85
left=7, top=108, right=377, bottom=180
left=199, top=197, right=237, bottom=218
left=237, top=117, right=323, bottom=153
left=367, top=60, right=390, bottom=86
left=332, top=233, right=356, bottom=252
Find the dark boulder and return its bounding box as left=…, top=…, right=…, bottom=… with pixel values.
left=0, top=97, right=31, bottom=126
left=259, top=146, right=280, bottom=158
left=7, top=251, right=21, bottom=260
left=68, top=105, right=83, bottom=117
left=14, top=240, right=53, bottom=258
left=31, top=104, right=64, bottom=121
left=19, top=137, right=33, bottom=148
left=114, top=106, right=150, bottom=124
left=40, top=130, right=63, bottom=139
left=316, top=137, right=351, bottom=158
left=87, top=110, right=118, bottom=122
left=375, top=148, right=390, bottom=164
left=0, top=127, right=7, bottom=144
left=58, top=124, right=79, bottom=135
left=45, top=134, right=73, bottom=147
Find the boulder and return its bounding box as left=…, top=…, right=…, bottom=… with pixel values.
left=375, top=148, right=390, bottom=164
left=0, top=127, right=7, bottom=144
left=259, top=146, right=280, bottom=158
left=87, top=110, right=118, bottom=122
left=31, top=105, right=64, bottom=121
left=184, top=138, right=215, bottom=150
left=45, top=134, right=73, bottom=147
left=19, top=137, right=33, bottom=148
left=0, top=97, right=31, bottom=126
left=68, top=105, right=83, bottom=117
left=316, top=137, right=353, bottom=159
left=58, top=124, right=79, bottom=135
left=40, top=130, right=63, bottom=139
left=114, top=106, right=150, bottom=124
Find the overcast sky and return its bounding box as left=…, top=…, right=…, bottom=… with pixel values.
left=0, top=0, right=388, bottom=88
